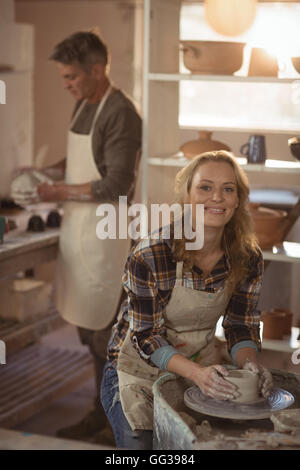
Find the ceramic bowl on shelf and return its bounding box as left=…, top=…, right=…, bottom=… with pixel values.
left=249, top=203, right=288, bottom=250
left=288, top=137, right=300, bottom=161
left=179, top=131, right=231, bottom=160
left=291, top=57, right=300, bottom=74
left=180, top=40, right=245, bottom=75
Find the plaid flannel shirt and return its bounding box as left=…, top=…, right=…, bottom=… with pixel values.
left=107, top=228, right=263, bottom=367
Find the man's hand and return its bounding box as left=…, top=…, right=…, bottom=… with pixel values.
left=37, top=182, right=94, bottom=202
left=37, top=182, right=65, bottom=202
left=243, top=359, right=273, bottom=398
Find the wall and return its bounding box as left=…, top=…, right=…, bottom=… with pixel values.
left=15, top=0, right=143, bottom=168
left=0, top=0, right=34, bottom=198
left=15, top=0, right=300, bottom=321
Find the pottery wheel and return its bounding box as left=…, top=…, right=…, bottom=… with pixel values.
left=184, top=386, right=294, bottom=420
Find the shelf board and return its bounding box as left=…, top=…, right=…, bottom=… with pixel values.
left=262, top=242, right=300, bottom=263
left=148, top=155, right=300, bottom=173
left=216, top=318, right=300, bottom=353
left=180, top=124, right=300, bottom=136
left=148, top=72, right=299, bottom=84
left=262, top=327, right=300, bottom=353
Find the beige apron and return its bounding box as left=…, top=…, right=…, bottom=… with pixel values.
left=54, top=86, right=131, bottom=330
left=117, top=261, right=231, bottom=430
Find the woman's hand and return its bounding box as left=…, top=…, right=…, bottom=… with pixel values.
left=242, top=359, right=273, bottom=398
left=192, top=364, right=239, bottom=400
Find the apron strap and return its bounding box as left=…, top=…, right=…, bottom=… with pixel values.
left=68, top=84, right=113, bottom=134
left=176, top=261, right=184, bottom=280
left=90, top=84, right=113, bottom=134
left=69, top=99, right=87, bottom=129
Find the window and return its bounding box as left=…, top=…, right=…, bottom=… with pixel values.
left=179, top=2, right=300, bottom=132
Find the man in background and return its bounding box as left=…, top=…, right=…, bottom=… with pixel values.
left=36, top=31, right=141, bottom=443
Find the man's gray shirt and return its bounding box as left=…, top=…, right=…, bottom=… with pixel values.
left=71, top=89, right=142, bottom=202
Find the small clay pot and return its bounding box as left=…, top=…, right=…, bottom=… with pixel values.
left=180, top=131, right=231, bottom=160
left=27, top=215, right=45, bottom=232
left=225, top=369, right=259, bottom=403
left=248, top=47, right=278, bottom=77
left=272, top=308, right=293, bottom=336
left=46, top=210, right=61, bottom=228
left=288, top=137, right=300, bottom=161
left=291, top=57, right=300, bottom=75
left=249, top=203, right=287, bottom=250
left=261, top=310, right=287, bottom=340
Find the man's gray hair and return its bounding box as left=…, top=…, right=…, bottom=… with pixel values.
left=50, top=31, right=109, bottom=70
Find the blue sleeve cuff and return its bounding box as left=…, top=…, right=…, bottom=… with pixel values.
left=231, top=340, right=258, bottom=366
left=150, top=345, right=179, bottom=371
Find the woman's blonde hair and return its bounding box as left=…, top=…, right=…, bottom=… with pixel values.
left=172, top=150, right=259, bottom=291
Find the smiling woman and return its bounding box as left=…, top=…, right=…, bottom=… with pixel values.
left=100, top=150, right=273, bottom=450
left=173, top=150, right=257, bottom=290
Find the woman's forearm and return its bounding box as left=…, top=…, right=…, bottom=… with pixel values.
left=166, top=353, right=238, bottom=400
left=166, top=353, right=200, bottom=381
left=234, top=347, right=258, bottom=368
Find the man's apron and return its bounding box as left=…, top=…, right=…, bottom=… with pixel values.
left=54, top=86, right=131, bottom=330
left=117, top=261, right=231, bottom=430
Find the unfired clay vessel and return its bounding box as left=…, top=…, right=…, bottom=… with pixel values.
left=180, top=131, right=231, bottom=160
left=225, top=370, right=259, bottom=403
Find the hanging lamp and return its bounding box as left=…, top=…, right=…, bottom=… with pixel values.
left=204, top=0, right=257, bottom=37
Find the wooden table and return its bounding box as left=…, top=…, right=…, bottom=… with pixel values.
left=0, top=229, right=59, bottom=280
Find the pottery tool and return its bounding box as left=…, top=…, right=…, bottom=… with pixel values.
left=184, top=385, right=294, bottom=420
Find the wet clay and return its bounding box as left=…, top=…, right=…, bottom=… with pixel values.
left=225, top=369, right=259, bottom=404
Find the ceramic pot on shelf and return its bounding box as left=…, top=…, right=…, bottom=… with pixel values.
left=249, top=203, right=288, bottom=250
left=288, top=137, right=300, bottom=161
left=272, top=308, right=293, bottom=336
left=261, top=310, right=287, bottom=340
left=180, top=131, right=231, bottom=160
left=291, top=57, right=300, bottom=74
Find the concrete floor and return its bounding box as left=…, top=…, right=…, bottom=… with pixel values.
left=11, top=323, right=115, bottom=448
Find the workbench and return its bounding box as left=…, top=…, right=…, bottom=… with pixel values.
left=0, top=226, right=62, bottom=354
left=0, top=210, right=93, bottom=430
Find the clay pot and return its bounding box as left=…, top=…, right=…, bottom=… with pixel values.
left=249, top=203, right=287, bottom=250
left=180, top=131, right=231, bottom=160
left=180, top=40, right=245, bottom=75
left=27, top=214, right=45, bottom=233
left=261, top=310, right=287, bottom=340
left=225, top=370, right=259, bottom=403
left=288, top=137, right=300, bottom=161
left=272, top=308, right=293, bottom=336
left=248, top=48, right=278, bottom=77
left=291, top=57, right=300, bottom=74
left=46, top=210, right=61, bottom=228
